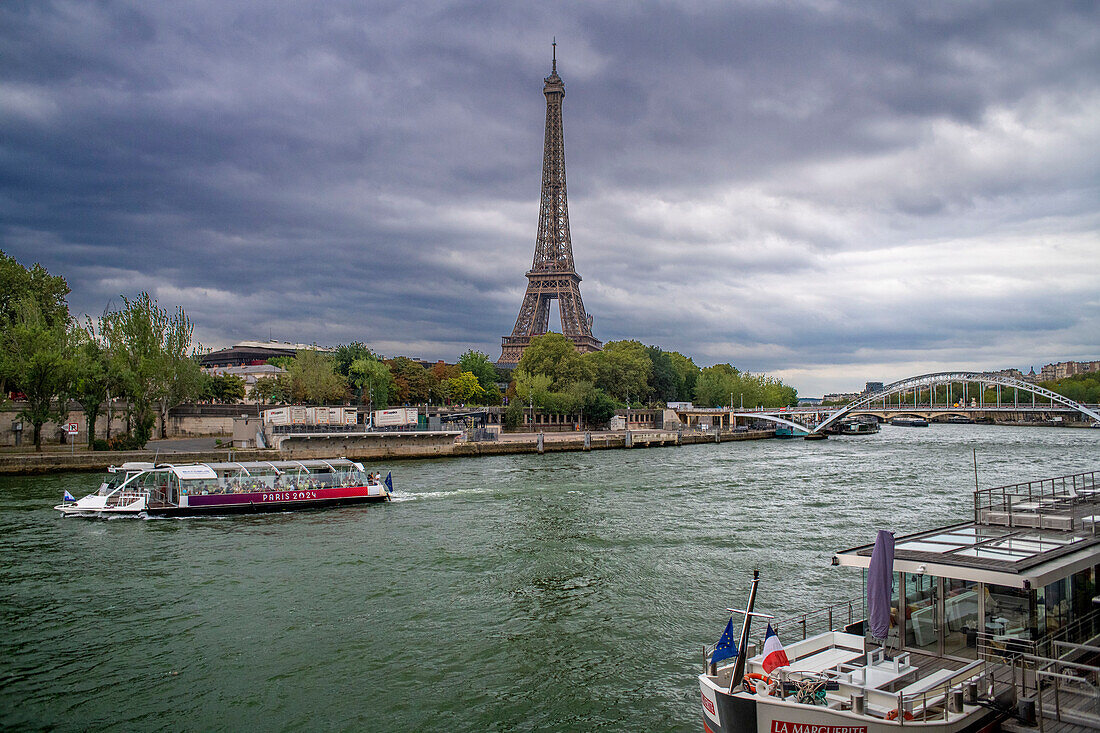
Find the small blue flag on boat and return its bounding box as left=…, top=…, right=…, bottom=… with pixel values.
left=711, top=617, right=738, bottom=665
left=384, top=472, right=393, bottom=492
left=63, top=490, right=76, bottom=502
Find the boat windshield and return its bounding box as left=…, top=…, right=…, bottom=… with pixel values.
left=98, top=472, right=133, bottom=495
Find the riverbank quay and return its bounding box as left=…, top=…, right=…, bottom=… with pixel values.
left=454, top=427, right=773, bottom=456
left=0, top=428, right=774, bottom=475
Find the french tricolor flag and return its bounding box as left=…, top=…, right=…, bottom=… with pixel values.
left=761, top=624, right=790, bottom=673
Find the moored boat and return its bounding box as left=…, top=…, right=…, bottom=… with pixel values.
left=698, top=468, right=1100, bottom=733
left=830, top=419, right=881, bottom=436
left=890, top=417, right=929, bottom=427
left=56, top=459, right=392, bottom=517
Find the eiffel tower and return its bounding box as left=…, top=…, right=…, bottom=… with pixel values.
left=499, top=42, right=601, bottom=366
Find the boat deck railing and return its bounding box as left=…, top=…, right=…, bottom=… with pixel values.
left=107, top=488, right=148, bottom=507
left=973, top=469, right=1100, bottom=533
left=975, top=607, right=1100, bottom=663
left=703, top=598, right=865, bottom=668
left=1008, top=644, right=1100, bottom=731
left=772, top=598, right=864, bottom=642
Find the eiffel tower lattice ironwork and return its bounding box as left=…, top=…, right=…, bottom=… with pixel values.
left=499, top=43, right=601, bottom=366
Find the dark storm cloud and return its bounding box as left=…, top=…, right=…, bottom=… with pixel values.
left=2, top=0, right=1097, bottom=394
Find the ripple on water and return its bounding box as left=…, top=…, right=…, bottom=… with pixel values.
left=1, top=425, right=1097, bottom=731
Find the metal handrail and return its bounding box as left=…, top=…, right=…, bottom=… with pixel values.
left=772, top=598, right=864, bottom=642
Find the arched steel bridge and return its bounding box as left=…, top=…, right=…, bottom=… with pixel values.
left=731, top=371, right=1100, bottom=436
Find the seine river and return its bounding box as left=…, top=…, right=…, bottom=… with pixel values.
left=2, top=424, right=1097, bottom=731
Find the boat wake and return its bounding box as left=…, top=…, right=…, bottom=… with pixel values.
left=389, top=487, right=488, bottom=502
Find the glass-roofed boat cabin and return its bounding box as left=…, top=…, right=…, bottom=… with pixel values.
left=56, top=459, right=391, bottom=517
left=834, top=470, right=1100, bottom=660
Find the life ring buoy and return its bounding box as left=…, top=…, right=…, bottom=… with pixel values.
left=743, top=672, right=774, bottom=695
left=885, top=709, right=914, bottom=721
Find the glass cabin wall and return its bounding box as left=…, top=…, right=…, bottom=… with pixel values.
left=983, top=584, right=1034, bottom=650
left=943, top=579, right=978, bottom=658
left=903, top=573, right=938, bottom=652
left=889, top=571, right=1096, bottom=658
left=1037, top=567, right=1097, bottom=639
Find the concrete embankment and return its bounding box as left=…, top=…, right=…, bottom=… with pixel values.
left=0, top=429, right=774, bottom=476
left=0, top=448, right=278, bottom=476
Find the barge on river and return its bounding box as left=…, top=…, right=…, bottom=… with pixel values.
left=699, top=468, right=1100, bottom=733
left=56, top=459, right=391, bottom=517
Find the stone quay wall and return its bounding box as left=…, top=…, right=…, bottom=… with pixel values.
left=0, top=428, right=774, bottom=475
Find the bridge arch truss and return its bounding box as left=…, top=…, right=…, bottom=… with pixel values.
left=813, top=372, right=1100, bottom=433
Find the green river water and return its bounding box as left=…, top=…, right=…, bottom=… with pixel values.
left=2, top=424, right=1098, bottom=731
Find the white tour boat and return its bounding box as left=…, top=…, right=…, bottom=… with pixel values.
left=699, top=469, right=1100, bottom=733
left=56, top=459, right=392, bottom=517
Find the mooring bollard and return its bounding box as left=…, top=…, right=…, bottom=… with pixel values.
left=625, top=430, right=632, bottom=448
left=537, top=432, right=544, bottom=454
left=584, top=431, right=591, bottom=450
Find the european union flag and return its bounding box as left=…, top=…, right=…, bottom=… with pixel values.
left=384, top=472, right=393, bottom=492
left=711, top=617, right=738, bottom=665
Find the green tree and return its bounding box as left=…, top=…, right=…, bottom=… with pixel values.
left=567, top=382, right=616, bottom=427
left=694, top=363, right=743, bottom=408
left=70, top=329, right=112, bottom=448
left=1043, top=373, right=1100, bottom=405
left=349, top=357, right=395, bottom=408
left=211, top=374, right=247, bottom=403
left=387, top=357, right=432, bottom=404
left=154, top=310, right=204, bottom=437
left=475, top=383, right=504, bottom=406
left=333, top=342, right=377, bottom=378
left=446, top=371, right=485, bottom=404
left=516, top=332, right=593, bottom=389
left=588, top=340, right=652, bottom=404
left=287, top=350, right=348, bottom=404
left=1, top=298, right=73, bottom=451
left=503, top=401, right=525, bottom=429
left=0, top=251, right=71, bottom=397
left=665, top=351, right=699, bottom=401
left=429, top=362, right=459, bottom=404
left=251, top=374, right=281, bottom=402
left=100, top=293, right=203, bottom=446
left=458, top=350, right=500, bottom=392
left=0, top=250, right=70, bottom=329
left=512, top=368, right=552, bottom=408
left=645, top=346, right=683, bottom=405
left=100, top=294, right=159, bottom=447
left=695, top=363, right=797, bottom=408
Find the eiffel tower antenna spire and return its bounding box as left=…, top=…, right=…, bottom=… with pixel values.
left=498, top=42, right=601, bottom=366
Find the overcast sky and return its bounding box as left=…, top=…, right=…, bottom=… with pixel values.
left=3, top=1, right=1097, bottom=396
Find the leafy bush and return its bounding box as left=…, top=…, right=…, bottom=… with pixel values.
left=107, top=433, right=147, bottom=451
left=503, top=402, right=525, bottom=429
left=92, top=438, right=109, bottom=451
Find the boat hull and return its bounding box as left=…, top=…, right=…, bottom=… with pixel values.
left=700, top=676, right=1002, bottom=733
left=57, top=484, right=390, bottom=518
left=150, top=493, right=389, bottom=517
